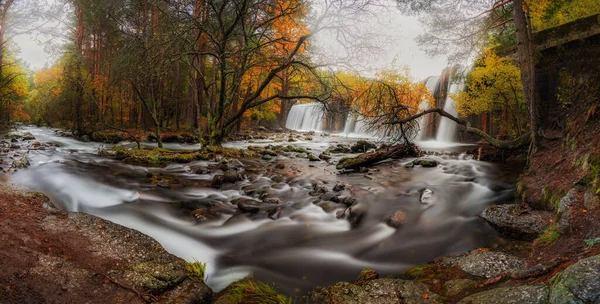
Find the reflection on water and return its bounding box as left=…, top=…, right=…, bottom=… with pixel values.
left=5, top=126, right=518, bottom=296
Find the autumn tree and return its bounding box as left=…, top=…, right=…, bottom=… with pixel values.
left=454, top=50, right=527, bottom=137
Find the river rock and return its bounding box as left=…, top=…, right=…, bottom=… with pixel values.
left=557, top=188, right=578, bottom=234
left=549, top=254, right=600, bottom=304
left=319, top=152, right=332, bottom=161
left=234, top=198, right=262, bottom=213
left=333, top=182, right=347, bottom=192
left=262, top=197, right=282, bottom=205
left=480, top=204, right=553, bottom=240
left=267, top=207, right=282, bottom=219
left=351, top=140, right=377, bottom=153
left=160, top=278, right=213, bottom=304
left=22, top=132, right=36, bottom=140
left=319, top=201, right=342, bottom=213
left=304, top=278, right=439, bottom=304
left=414, top=158, right=438, bottom=168
left=275, top=163, right=285, bottom=169
left=11, top=156, right=30, bottom=169
left=457, top=285, right=549, bottom=304
left=340, top=196, right=357, bottom=207
left=191, top=208, right=220, bottom=223
left=295, top=152, right=308, bottom=159
left=347, top=203, right=368, bottom=227
left=261, top=154, right=273, bottom=161
left=307, top=153, right=320, bottom=161
left=384, top=211, right=406, bottom=228
left=309, top=184, right=329, bottom=196
left=420, top=188, right=434, bottom=204
left=320, top=192, right=340, bottom=203
left=584, top=189, right=600, bottom=209
left=443, top=279, right=477, bottom=297
left=327, top=144, right=352, bottom=154
left=441, top=251, right=526, bottom=278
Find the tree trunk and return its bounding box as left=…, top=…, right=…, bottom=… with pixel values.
left=514, top=0, right=539, bottom=155
left=336, top=144, right=420, bottom=171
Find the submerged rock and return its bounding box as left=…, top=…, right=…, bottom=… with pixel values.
left=441, top=251, right=526, bottom=279
left=384, top=211, right=406, bottom=228
left=480, top=204, right=553, bottom=240
left=549, top=254, right=600, bottom=304
left=304, top=278, right=439, bottom=304
left=234, top=198, right=262, bottom=213
left=457, top=285, right=548, bottom=304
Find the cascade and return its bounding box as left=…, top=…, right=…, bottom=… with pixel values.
left=416, top=76, right=440, bottom=141
left=285, top=103, right=325, bottom=131
left=435, top=79, right=464, bottom=142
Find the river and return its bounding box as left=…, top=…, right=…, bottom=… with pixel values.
left=2, top=126, right=519, bottom=296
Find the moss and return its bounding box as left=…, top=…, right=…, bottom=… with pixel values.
left=185, top=260, right=207, bottom=281
left=534, top=224, right=560, bottom=247
left=354, top=269, right=379, bottom=285
left=215, top=276, right=291, bottom=304
left=105, top=146, right=257, bottom=166
left=541, top=185, right=565, bottom=211
left=405, top=264, right=428, bottom=279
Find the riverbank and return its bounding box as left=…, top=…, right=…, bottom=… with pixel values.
left=0, top=183, right=213, bottom=303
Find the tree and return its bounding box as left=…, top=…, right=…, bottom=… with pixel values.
left=454, top=49, right=527, bottom=137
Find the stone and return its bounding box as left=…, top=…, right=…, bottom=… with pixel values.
left=347, top=203, right=367, bottom=227
left=384, top=211, right=406, bottom=228
left=267, top=207, right=282, bottom=219
left=262, top=197, right=282, bottom=205
left=443, top=279, right=477, bottom=297
left=22, top=132, right=36, bottom=140
left=307, top=153, right=320, bottom=161
left=261, top=154, right=273, bottom=161
left=480, top=204, right=553, bottom=240
left=549, top=254, right=600, bottom=304
left=584, top=189, right=600, bottom=209
left=441, top=251, right=526, bottom=279
left=414, top=158, right=438, bottom=168
left=275, top=163, right=285, bottom=169
left=191, top=208, right=219, bottom=223
left=340, top=196, right=357, bottom=207
left=81, top=135, right=91, bottom=142
left=160, top=278, right=213, bottom=304
left=318, top=201, right=342, bottom=213
left=11, top=156, right=30, bottom=169
left=304, top=278, right=439, bottom=304
left=457, top=285, right=548, bottom=304
left=557, top=188, right=578, bottom=234
left=119, top=261, right=187, bottom=294
left=295, top=152, right=308, bottom=159
left=420, top=188, right=434, bottom=204
left=319, top=152, right=332, bottom=161
left=222, top=170, right=243, bottom=183
left=333, top=182, right=347, bottom=192
left=234, top=198, right=261, bottom=213
left=309, top=184, right=329, bottom=196
left=351, top=140, right=377, bottom=153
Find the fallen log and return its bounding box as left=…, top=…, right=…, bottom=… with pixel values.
left=336, top=144, right=420, bottom=171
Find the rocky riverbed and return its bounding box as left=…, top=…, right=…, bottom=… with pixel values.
left=2, top=126, right=600, bottom=303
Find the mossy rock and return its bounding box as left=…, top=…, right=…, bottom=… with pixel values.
left=549, top=254, right=600, bottom=303
left=118, top=261, right=188, bottom=295
left=214, top=276, right=290, bottom=304
left=457, top=285, right=548, bottom=304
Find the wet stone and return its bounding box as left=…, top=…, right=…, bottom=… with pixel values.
left=234, top=198, right=261, bottom=213
left=457, top=285, right=548, bottom=304
left=384, top=211, right=406, bottom=228
left=441, top=251, right=526, bottom=279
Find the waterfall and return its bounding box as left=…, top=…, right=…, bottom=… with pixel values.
left=435, top=77, right=464, bottom=142
left=285, top=103, right=325, bottom=131
left=416, top=76, right=441, bottom=141
left=343, top=115, right=369, bottom=136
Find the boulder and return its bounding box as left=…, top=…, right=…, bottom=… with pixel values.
left=457, top=285, right=548, bottom=304
left=304, top=278, right=439, bottom=304
left=351, top=140, right=377, bottom=153
left=480, top=204, right=553, bottom=240
left=443, top=279, right=477, bottom=298
left=261, top=154, right=273, bottom=161
left=414, top=158, right=438, bottom=168
left=584, top=190, right=600, bottom=209
left=11, top=156, right=30, bottom=169
left=441, top=251, right=526, bottom=279
left=549, top=254, right=600, bottom=304
left=319, top=151, right=332, bottom=161
left=384, top=211, right=407, bottom=228
left=420, top=188, right=434, bottom=204
left=307, top=153, right=320, bottom=161
left=116, top=261, right=187, bottom=294
left=22, top=132, right=36, bottom=140
left=234, top=198, right=262, bottom=213
left=557, top=188, right=578, bottom=234
left=333, top=182, right=347, bottom=192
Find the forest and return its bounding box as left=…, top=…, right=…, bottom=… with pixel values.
left=1, top=0, right=600, bottom=303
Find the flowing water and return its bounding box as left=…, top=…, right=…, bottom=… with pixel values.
left=1, top=126, right=520, bottom=296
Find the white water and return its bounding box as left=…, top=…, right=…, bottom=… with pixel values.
left=436, top=79, right=464, bottom=143
left=285, top=103, right=325, bottom=131
left=416, top=76, right=441, bottom=141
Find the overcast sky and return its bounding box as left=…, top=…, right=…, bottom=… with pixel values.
left=12, top=1, right=448, bottom=80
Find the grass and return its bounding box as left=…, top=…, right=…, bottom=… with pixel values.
left=405, top=264, right=428, bottom=279
left=215, top=276, right=291, bottom=304
left=185, top=260, right=207, bottom=281
left=534, top=224, right=560, bottom=247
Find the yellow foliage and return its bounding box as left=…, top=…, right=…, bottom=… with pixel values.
left=527, top=0, right=600, bottom=31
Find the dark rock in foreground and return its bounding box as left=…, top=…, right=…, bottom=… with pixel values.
left=457, top=285, right=549, bottom=304
left=305, top=278, right=439, bottom=304
left=440, top=251, right=526, bottom=279
left=480, top=204, right=553, bottom=240
left=549, top=254, right=600, bottom=303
